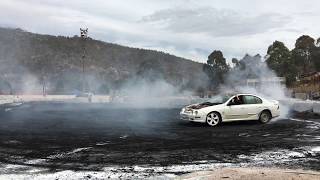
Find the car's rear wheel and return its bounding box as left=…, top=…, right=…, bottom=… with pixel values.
left=206, top=112, right=221, bottom=127
left=259, top=110, right=271, bottom=124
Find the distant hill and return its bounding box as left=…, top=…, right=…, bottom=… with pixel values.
left=0, top=27, right=206, bottom=94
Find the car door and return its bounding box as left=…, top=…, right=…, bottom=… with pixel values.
left=224, top=96, right=247, bottom=120
left=242, top=95, right=263, bottom=120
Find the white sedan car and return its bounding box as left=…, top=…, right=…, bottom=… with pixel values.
left=180, top=94, right=280, bottom=126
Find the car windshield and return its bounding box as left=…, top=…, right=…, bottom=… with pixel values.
left=206, top=94, right=232, bottom=104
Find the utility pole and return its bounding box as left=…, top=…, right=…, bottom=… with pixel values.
left=42, top=74, right=46, bottom=97
left=40, top=58, right=47, bottom=97
left=80, top=28, right=88, bottom=93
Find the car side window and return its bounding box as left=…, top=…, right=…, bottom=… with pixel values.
left=229, top=95, right=244, bottom=105
left=243, top=95, right=262, bottom=104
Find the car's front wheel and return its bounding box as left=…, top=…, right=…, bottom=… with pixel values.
left=206, top=112, right=221, bottom=127
left=259, top=110, right=271, bottom=124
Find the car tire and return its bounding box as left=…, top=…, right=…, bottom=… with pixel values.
left=206, top=112, right=221, bottom=127
left=259, top=110, right=271, bottom=124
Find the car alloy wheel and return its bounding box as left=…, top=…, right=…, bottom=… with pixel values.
left=206, top=112, right=221, bottom=127
left=259, top=111, right=271, bottom=123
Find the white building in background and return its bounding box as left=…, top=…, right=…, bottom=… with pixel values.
left=246, top=77, right=286, bottom=88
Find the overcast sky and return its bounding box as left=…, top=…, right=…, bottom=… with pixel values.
left=1, top=0, right=319, bottom=62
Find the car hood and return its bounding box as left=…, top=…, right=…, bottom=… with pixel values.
left=187, top=102, right=222, bottom=110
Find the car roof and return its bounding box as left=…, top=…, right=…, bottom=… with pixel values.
left=230, top=93, right=261, bottom=97
left=220, top=93, right=263, bottom=99
left=237, top=93, right=257, bottom=96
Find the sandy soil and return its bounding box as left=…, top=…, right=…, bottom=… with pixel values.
left=178, top=167, right=320, bottom=180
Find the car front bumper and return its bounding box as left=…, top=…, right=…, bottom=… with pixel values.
left=180, top=112, right=206, bottom=123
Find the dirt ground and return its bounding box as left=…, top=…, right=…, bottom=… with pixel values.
left=178, top=167, right=320, bottom=180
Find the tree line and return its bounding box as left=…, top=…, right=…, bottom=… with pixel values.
left=203, top=35, right=320, bottom=89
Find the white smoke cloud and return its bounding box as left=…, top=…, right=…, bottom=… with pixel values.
left=221, top=54, right=290, bottom=118
left=111, top=78, right=196, bottom=108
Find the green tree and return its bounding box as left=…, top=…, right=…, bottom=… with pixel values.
left=203, top=50, right=229, bottom=89
left=291, top=35, right=316, bottom=74
left=313, top=38, right=320, bottom=71
left=231, top=58, right=239, bottom=67
left=266, top=41, right=296, bottom=85
left=295, top=35, right=315, bottom=49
